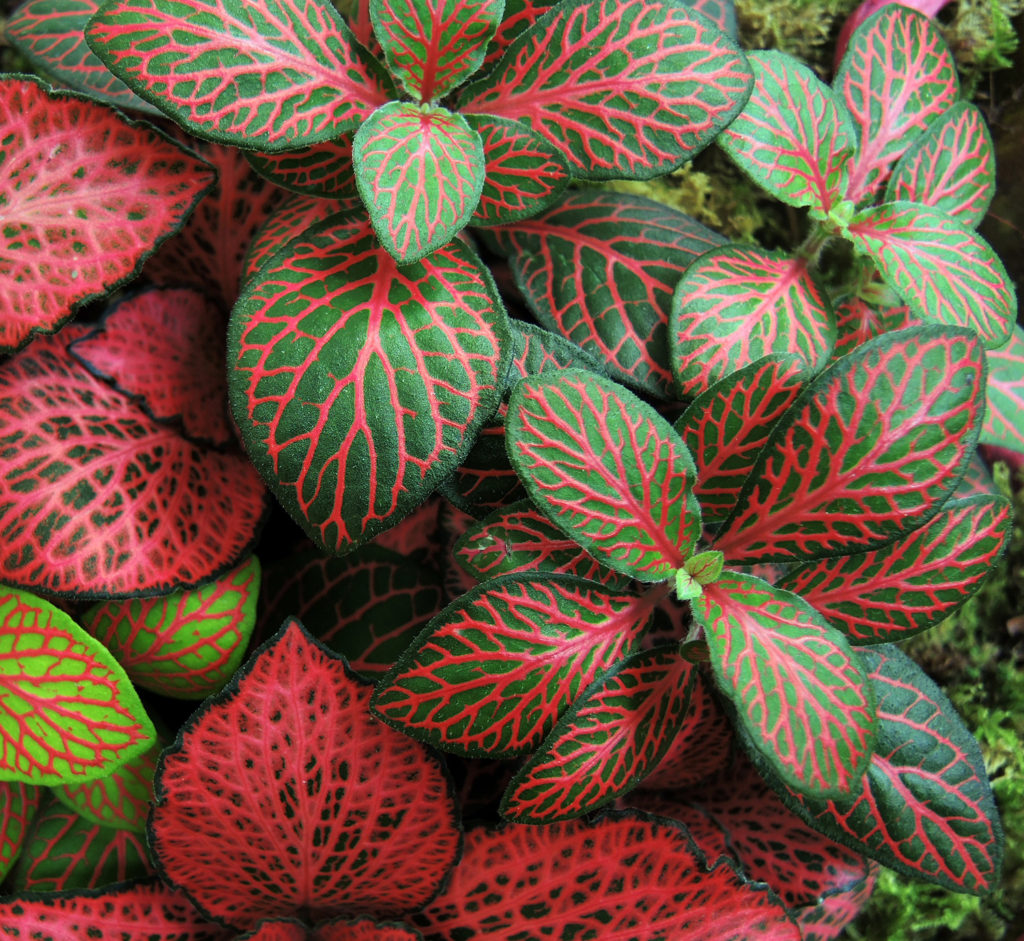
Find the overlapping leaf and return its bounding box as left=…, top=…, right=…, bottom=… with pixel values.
left=480, top=0, right=554, bottom=69
left=718, top=51, right=853, bottom=217
left=0, top=781, right=41, bottom=881
left=695, top=573, right=876, bottom=795
left=246, top=135, right=361, bottom=201
left=54, top=741, right=159, bottom=833
left=671, top=246, right=834, bottom=398
left=151, top=619, right=460, bottom=929
left=507, top=369, right=701, bottom=581
left=87, top=0, right=393, bottom=149
left=230, top=216, right=509, bottom=554
left=846, top=202, right=1015, bottom=349
left=778, top=496, right=1011, bottom=643
left=372, top=573, right=655, bottom=756
left=459, top=0, right=752, bottom=179
left=683, top=0, right=735, bottom=36
left=502, top=647, right=695, bottom=821
left=712, top=327, right=985, bottom=564
left=0, top=76, right=214, bottom=352
left=981, top=325, right=1024, bottom=451
left=830, top=292, right=917, bottom=360
left=239, top=918, right=424, bottom=940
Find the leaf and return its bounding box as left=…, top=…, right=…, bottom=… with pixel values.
left=238, top=918, right=424, bottom=940
left=353, top=102, right=485, bottom=263
left=0, top=781, right=41, bottom=881
left=246, top=135, right=361, bottom=201
left=229, top=216, right=509, bottom=555
left=370, top=0, right=502, bottom=100
left=683, top=0, right=735, bottom=36
left=981, top=325, right=1024, bottom=451
left=481, top=0, right=555, bottom=70
left=775, top=645, right=1003, bottom=894
left=712, top=326, right=986, bottom=565
left=501, top=646, right=695, bottom=822
left=674, top=354, right=807, bottom=527
left=830, top=292, right=917, bottom=360
left=0, top=76, right=215, bottom=352
left=372, top=573, right=655, bottom=757
left=150, top=619, right=460, bottom=929
left=885, top=101, right=995, bottom=227
left=0, top=332, right=267, bottom=597
left=416, top=814, right=799, bottom=939
left=836, top=5, right=959, bottom=202
left=0, top=880, right=225, bottom=941
left=506, top=369, right=701, bottom=581
left=0, top=587, right=156, bottom=785
left=466, top=114, right=570, bottom=226
left=459, top=0, right=752, bottom=180
left=777, top=496, right=1012, bottom=644
left=70, top=286, right=232, bottom=446
left=6, top=0, right=158, bottom=113
left=86, top=0, right=394, bottom=150
left=846, top=202, right=1015, bottom=349
left=485, top=189, right=725, bottom=397
left=717, top=51, right=853, bottom=217
left=81, top=556, right=261, bottom=699
left=695, top=573, right=876, bottom=796
left=671, top=246, right=834, bottom=398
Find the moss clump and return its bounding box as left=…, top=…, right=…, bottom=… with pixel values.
left=734, top=0, right=859, bottom=73
left=942, top=0, right=1023, bottom=97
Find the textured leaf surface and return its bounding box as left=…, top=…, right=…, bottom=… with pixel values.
left=684, top=0, right=735, bottom=35
left=981, top=325, right=1024, bottom=451
left=718, top=51, right=852, bottom=215
left=502, top=647, right=695, bottom=821
left=0, top=332, right=266, bottom=597
left=847, top=202, right=1014, bottom=349
left=778, top=496, right=1011, bottom=643
left=481, top=0, right=554, bottom=69
left=372, top=574, right=655, bottom=757
left=82, top=556, right=261, bottom=699
left=779, top=645, right=1002, bottom=893
left=0, top=880, right=225, bottom=941
left=230, top=216, right=508, bottom=554
left=54, top=741, right=158, bottom=833
left=674, top=354, right=806, bottom=527
left=487, top=189, right=725, bottom=396
left=0, top=76, right=214, bottom=352
left=151, top=619, right=459, bottom=929
left=0, top=780, right=41, bottom=881
left=70, top=286, right=232, bottom=446
left=837, top=5, right=959, bottom=202
left=247, top=135, right=360, bottom=201
left=885, top=101, right=995, bottom=227
left=241, top=192, right=344, bottom=285
left=712, top=327, right=985, bottom=564
left=241, top=918, right=423, bottom=940
left=695, top=573, right=876, bottom=795
left=87, top=0, right=393, bottom=149
left=459, top=0, right=752, bottom=179
left=6, top=0, right=157, bottom=112
left=507, top=370, right=701, bottom=581
left=354, top=102, right=485, bottom=263
left=671, top=246, right=833, bottom=398
left=417, top=814, right=799, bottom=939
left=830, top=293, right=917, bottom=360
left=0, top=588, right=155, bottom=785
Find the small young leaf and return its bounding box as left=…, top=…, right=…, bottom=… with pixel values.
left=981, top=325, right=1024, bottom=452
left=506, top=369, right=701, bottom=581
left=0, top=781, right=41, bottom=881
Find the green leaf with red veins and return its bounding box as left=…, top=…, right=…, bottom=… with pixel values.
left=229, top=216, right=509, bottom=555
left=774, top=645, right=1002, bottom=893
left=0, top=588, right=156, bottom=786
left=370, top=0, right=502, bottom=101
left=847, top=202, right=1014, bottom=349
left=717, top=51, right=853, bottom=217
left=372, top=573, right=656, bottom=757
left=836, top=5, right=959, bottom=204
left=481, top=0, right=554, bottom=70
left=684, top=0, right=736, bottom=36
left=830, top=293, right=918, bottom=361
left=0, top=881, right=223, bottom=939
left=6, top=0, right=158, bottom=113
left=354, top=102, right=485, bottom=263
left=86, top=0, right=393, bottom=150
left=246, top=135, right=360, bottom=201
left=981, top=325, right=1024, bottom=452
left=485, top=189, right=725, bottom=397
left=0, top=76, right=214, bottom=353
left=81, top=557, right=261, bottom=700
left=778, top=495, right=1011, bottom=644
left=671, top=246, right=834, bottom=399
left=712, top=327, right=985, bottom=565
left=458, top=0, right=752, bottom=180
left=0, top=781, right=41, bottom=881
left=454, top=498, right=632, bottom=588
left=465, top=114, right=570, bottom=226
left=674, top=354, right=807, bottom=528
left=885, top=102, right=995, bottom=228
left=501, top=646, right=696, bottom=822
left=695, top=573, right=876, bottom=796
left=507, top=369, right=701, bottom=582
left=54, top=742, right=159, bottom=833
left=417, top=814, right=799, bottom=939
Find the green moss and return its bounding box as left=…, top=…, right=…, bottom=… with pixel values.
left=734, top=0, right=859, bottom=73
left=941, top=0, right=1023, bottom=97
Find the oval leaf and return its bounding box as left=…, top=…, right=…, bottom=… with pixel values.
left=246, top=135, right=361, bottom=201
left=982, top=325, right=1024, bottom=451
